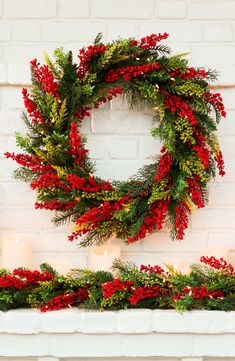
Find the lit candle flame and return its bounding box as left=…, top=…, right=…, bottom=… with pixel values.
left=104, top=249, right=108, bottom=256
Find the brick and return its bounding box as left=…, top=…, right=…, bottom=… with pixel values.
left=3, top=45, right=47, bottom=64
left=80, top=116, right=91, bottom=134
left=91, top=109, right=152, bottom=135
left=192, top=334, right=235, bottom=356
left=215, top=160, right=235, bottom=182
left=35, top=252, right=88, bottom=270
left=182, top=359, right=203, bottom=361
left=140, top=136, right=162, bottom=158
left=189, top=1, right=235, bottom=19
left=0, top=109, right=23, bottom=135
left=40, top=231, right=81, bottom=252
left=37, top=356, right=60, bottom=361
left=0, top=159, right=17, bottom=181
left=91, top=110, right=129, bottom=134
left=86, top=137, right=105, bottom=159
left=127, top=112, right=153, bottom=134
left=218, top=111, right=235, bottom=136
left=139, top=22, right=203, bottom=42
left=220, top=88, right=235, bottom=110
left=0, top=87, right=23, bottom=109
left=120, top=333, right=192, bottom=356
left=95, top=159, right=145, bottom=181
left=91, top=0, right=155, bottom=19
left=215, top=65, right=235, bottom=84
left=4, top=0, right=56, bottom=18
left=81, top=311, right=118, bottom=333
left=140, top=230, right=208, bottom=252
left=118, top=309, right=153, bottom=333
left=153, top=310, right=191, bottom=332
left=106, top=23, right=139, bottom=41
left=0, top=136, right=7, bottom=158
left=208, top=232, right=235, bottom=249
left=209, top=183, right=235, bottom=205
left=41, top=308, right=80, bottom=333
left=2, top=181, right=35, bottom=206
left=0, top=312, right=4, bottom=332
left=191, top=208, right=235, bottom=229
left=220, top=136, right=235, bottom=158
left=107, top=138, right=138, bottom=159
left=3, top=309, right=41, bottom=334
left=57, top=0, right=90, bottom=18
left=0, top=23, right=11, bottom=41
left=50, top=334, right=121, bottom=357
left=43, top=22, right=106, bottom=42
left=8, top=64, right=31, bottom=84
left=194, top=46, right=235, bottom=66
left=0, top=208, right=53, bottom=229
left=204, top=23, right=233, bottom=42
left=0, top=334, right=49, bottom=356
left=0, top=64, right=8, bottom=83
left=12, top=23, right=42, bottom=41
left=191, top=311, right=230, bottom=333
left=158, top=0, right=186, bottom=19
left=229, top=312, right=235, bottom=332
left=0, top=186, right=4, bottom=204
left=110, top=95, right=130, bottom=111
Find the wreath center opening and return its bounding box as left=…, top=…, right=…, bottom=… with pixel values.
left=84, top=94, right=162, bottom=181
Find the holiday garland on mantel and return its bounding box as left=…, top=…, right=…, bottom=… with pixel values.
left=5, top=33, right=226, bottom=246
left=0, top=256, right=234, bottom=312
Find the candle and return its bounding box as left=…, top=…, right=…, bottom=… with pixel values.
left=1, top=235, right=33, bottom=270
left=45, top=258, right=72, bottom=275
left=88, top=244, right=121, bottom=271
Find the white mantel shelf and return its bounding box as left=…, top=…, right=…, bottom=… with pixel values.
left=0, top=308, right=235, bottom=361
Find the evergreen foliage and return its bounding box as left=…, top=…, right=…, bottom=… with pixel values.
left=5, top=33, right=226, bottom=246
left=0, top=256, right=234, bottom=312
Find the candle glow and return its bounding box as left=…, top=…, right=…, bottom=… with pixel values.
left=88, top=244, right=121, bottom=272
left=1, top=234, right=33, bottom=270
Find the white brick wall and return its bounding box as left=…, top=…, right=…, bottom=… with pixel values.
left=0, top=309, right=234, bottom=360
left=0, top=0, right=235, bottom=269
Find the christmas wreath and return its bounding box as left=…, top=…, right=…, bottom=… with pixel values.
left=6, top=33, right=226, bottom=246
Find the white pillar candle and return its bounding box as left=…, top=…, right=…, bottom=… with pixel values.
left=46, top=258, right=72, bottom=275
left=88, top=245, right=121, bottom=272
left=1, top=235, right=33, bottom=270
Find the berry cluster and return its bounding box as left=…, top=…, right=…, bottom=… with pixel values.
left=30, top=59, right=58, bottom=96
left=40, top=288, right=88, bottom=312
left=200, top=256, right=235, bottom=275
left=129, top=285, right=166, bottom=305
left=105, top=62, right=161, bottom=82
left=22, top=88, right=45, bottom=124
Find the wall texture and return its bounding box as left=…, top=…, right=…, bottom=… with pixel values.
left=0, top=308, right=235, bottom=360
left=0, top=0, right=235, bottom=270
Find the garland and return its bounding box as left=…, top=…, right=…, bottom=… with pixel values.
left=0, top=256, right=234, bottom=312
left=5, top=33, right=226, bottom=246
